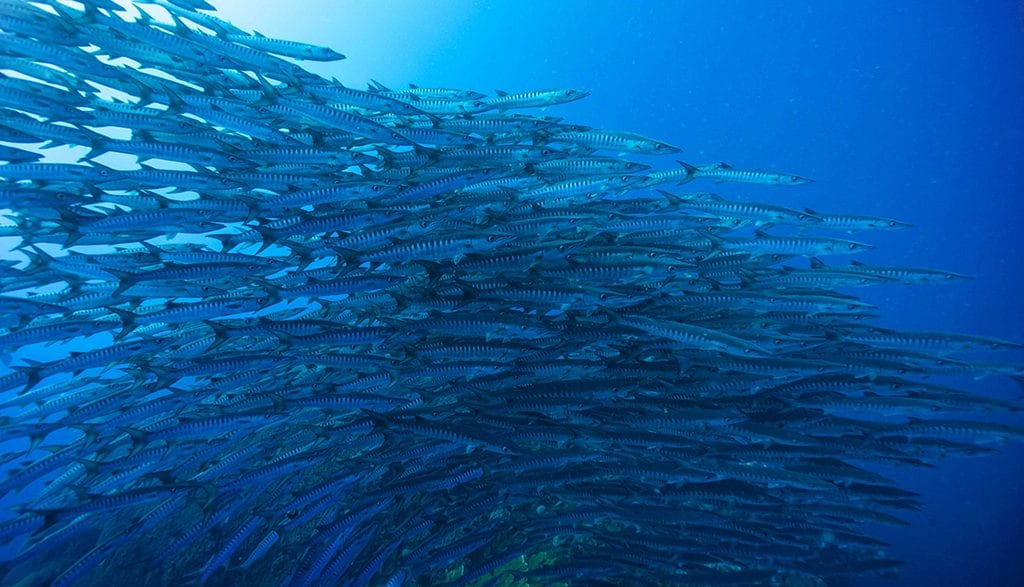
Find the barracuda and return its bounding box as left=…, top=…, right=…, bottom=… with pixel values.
left=0, top=2, right=1019, bottom=587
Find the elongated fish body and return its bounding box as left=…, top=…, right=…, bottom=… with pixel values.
left=303, top=84, right=433, bottom=117
left=695, top=161, right=813, bottom=185
left=483, top=88, right=590, bottom=112
left=812, top=211, right=912, bottom=231
left=224, top=33, right=345, bottom=62
left=547, top=129, right=681, bottom=154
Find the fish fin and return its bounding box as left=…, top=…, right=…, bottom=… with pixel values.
left=201, top=320, right=234, bottom=353
left=54, top=209, right=82, bottom=247
left=104, top=306, right=136, bottom=340
left=252, top=73, right=280, bottom=106
left=361, top=409, right=390, bottom=429
left=850, top=259, right=867, bottom=266
left=100, top=268, right=137, bottom=297
left=117, top=426, right=150, bottom=454
left=158, top=82, right=188, bottom=113
left=675, top=160, right=698, bottom=175
left=809, top=257, right=827, bottom=269
left=656, top=189, right=685, bottom=207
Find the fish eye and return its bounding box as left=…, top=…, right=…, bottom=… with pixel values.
left=487, top=235, right=497, bottom=242
left=600, top=293, right=609, bottom=300
left=848, top=243, right=856, bottom=249
left=654, top=144, right=663, bottom=150
left=667, top=265, right=677, bottom=273
left=420, top=221, right=428, bottom=228
left=391, top=132, right=402, bottom=139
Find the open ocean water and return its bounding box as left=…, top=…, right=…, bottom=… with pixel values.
left=0, top=1, right=1022, bottom=585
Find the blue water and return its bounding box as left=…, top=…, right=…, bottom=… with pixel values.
left=4, top=0, right=1023, bottom=584
left=203, top=1, right=1024, bottom=584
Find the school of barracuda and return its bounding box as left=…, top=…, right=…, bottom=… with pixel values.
left=0, top=0, right=1022, bottom=585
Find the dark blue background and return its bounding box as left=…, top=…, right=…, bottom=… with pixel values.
left=382, top=2, right=1024, bottom=584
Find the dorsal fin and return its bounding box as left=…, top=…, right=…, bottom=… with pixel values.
left=850, top=259, right=867, bottom=266
left=676, top=160, right=698, bottom=174
left=809, top=257, right=826, bottom=269
left=495, top=89, right=508, bottom=97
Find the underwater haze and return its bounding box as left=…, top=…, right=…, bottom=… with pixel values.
left=1, top=0, right=1023, bottom=585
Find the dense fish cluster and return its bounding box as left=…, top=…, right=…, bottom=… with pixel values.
left=1, top=1, right=1022, bottom=585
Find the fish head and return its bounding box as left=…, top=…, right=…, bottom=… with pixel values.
left=461, top=100, right=492, bottom=114
left=878, top=218, right=913, bottom=229
left=561, top=89, right=590, bottom=102
left=794, top=210, right=824, bottom=223
left=646, top=140, right=682, bottom=154
left=485, top=233, right=519, bottom=247
left=622, top=161, right=652, bottom=172
left=843, top=240, right=875, bottom=253
left=779, top=174, right=814, bottom=185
